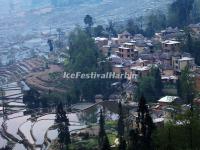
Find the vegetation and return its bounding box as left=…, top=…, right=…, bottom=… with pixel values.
left=184, top=33, right=200, bottom=65
left=177, top=67, right=196, bottom=103
left=55, top=102, right=71, bottom=149
left=98, top=109, right=111, bottom=150
left=47, top=39, right=54, bottom=52
left=117, top=102, right=126, bottom=150
left=136, top=67, right=163, bottom=102
left=0, top=146, right=11, bottom=150
left=168, top=0, right=195, bottom=27
left=154, top=109, right=200, bottom=150
left=69, top=138, right=98, bottom=150
left=126, top=19, right=142, bottom=35
left=66, top=27, right=114, bottom=102
left=118, top=0, right=199, bottom=37
left=145, top=11, right=167, bottom=37
left=84, top=14, right=94, bottom=35
left=23, top=88, right=40, bottom=108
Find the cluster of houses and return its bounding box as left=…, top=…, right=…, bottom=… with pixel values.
left=95, top=28, right=199, bottom=89
left=95, top=25, right=200, bottom=126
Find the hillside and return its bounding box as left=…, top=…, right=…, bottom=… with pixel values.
left=0, top=0, right=173, bottom=39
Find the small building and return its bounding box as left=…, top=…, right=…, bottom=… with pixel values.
left=160, top=52, right=173, bottom=68
left=101, top=45, right=111, bottom=56
left=118, top=31, right=132, bottom=44
left=158, top=96, right=180, bottom=106
left=153, top=118, right=164, bottom=128
left=189, top=23, right=200, bottom=39
left=172, top=56, right=196, bottom=73
left=162, top=40, right=181, bottom=52
left=107, top=54, right=122, bottom=65
left=130, top=66, right=151, bottom=82
left=95, top=37, right=109, bottom=48
left=135, top=41, right=148, bottom=52
left=134, top=58, right=150, bottom=67
left=95, top=94, right=103, bottom=103
left=195, top=74, right=200, bottom=92
left=162, top=75, right=178, bottom=95
left=155, top=27, right=184, bottom=41
left=112, top=64, right=124, bottom=74
left=111, top=38, right=120, bottom=46
left=117, top=42, right=138, bottom=60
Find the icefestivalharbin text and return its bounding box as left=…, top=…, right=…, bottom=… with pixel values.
left=63, top=72, right=137, bottom=79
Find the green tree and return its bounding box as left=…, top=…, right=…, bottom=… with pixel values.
left=84, top=15, right=94, bottom=35
left=23, top=88, right=40, bottom=108
left=99, top=109, right=105, bottom=146
left=98, top=109, right=111, bottom=149
left=145, top=11, right=166, bottom=37
left=101, top=135, right=111, bottom=150
left=118, top=102, right=125, bottom=137
left=47, top=39, right=53, bottom=51
left=178, top=67, right=196, bottom=103
left=67, top=27, right=114, bottom=102
left=106, top=20, right=117, bottom=38
left=119, top=136, right=127, bottom=150
left=0, top=146, right=11, bottom=150
left=55, top=102, right=71, bottom=149
left=94, top=25, right=105, bottom=37
left=126, top=19, right=140, bottom=35
left=151, top=67, right=163, bottom=99
left=84, top=15, right=94, bottom=28
left=128, top=129, right=139, bottom=150
left=190, top=0, right=200, bottom=23
left=136, top=67, right=163, bottom=102
left=168, top=0, right=195, bottom=27
left=153, top=110, right=200, bottom=150
left=185, top=37, right=200, bottom=65
left=118, top=102, right=126, bottom=150
left=136, top=76, right=157, bottom=102
left=136, top=96, right=154, bottom=150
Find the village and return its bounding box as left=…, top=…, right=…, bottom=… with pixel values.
left=0, top=19, right=200, bottom=149
left=94, top=23, right=200, bottom=125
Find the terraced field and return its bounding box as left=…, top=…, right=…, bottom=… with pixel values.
left=0, top=82, right=119, bottom=149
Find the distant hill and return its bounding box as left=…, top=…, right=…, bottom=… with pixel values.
left=0, top=0, right=173, bottom=44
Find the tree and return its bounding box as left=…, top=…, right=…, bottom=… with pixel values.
left=84, top=15, right=93, bottom=35
left=118, top=102, right=125, bottom=135
left=106, top=20, right=117, bottom=38
left=184, top=35, right=200, bottom=65
left=128, top=129, right=139, bottom=150
left=99, top=109, right=106, bottom=146
left=101, top=135, right=111, bottom=150
left=0, top=146, right=11, bottom=150
left=67, top=27, right=114, bottom=102
left=126, top=19, right=140, bottom=35
left=153, top=110, right=200, bottom=150
left=136, top=96, right=154, bottom=150
left=98, top=109, right=111, bottom=150
left=55, top=102, right=71, bottom=149
left=136, top=76, right=157, bottom=102
left=136, top=67, right=163, bottom=102
left=94, top=25, right=105, bottom=37
left=145, top=11, right=166, bottom=37
left=23, top=88, right=40, bottom=108
left=190, top=0, right=200, bottom=23
left=84, top=15, right=94, bottom=28
left=178, top=67, right=196, bottom=103
left=118, top=102, right=126, bottom=150
left=47, top=39, right=53, bottom=52
left=151, top=67, right=163, bottom=99
left=119, top=136, right=127, bottom=150
left=168, top=0, right=195, bottom=27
